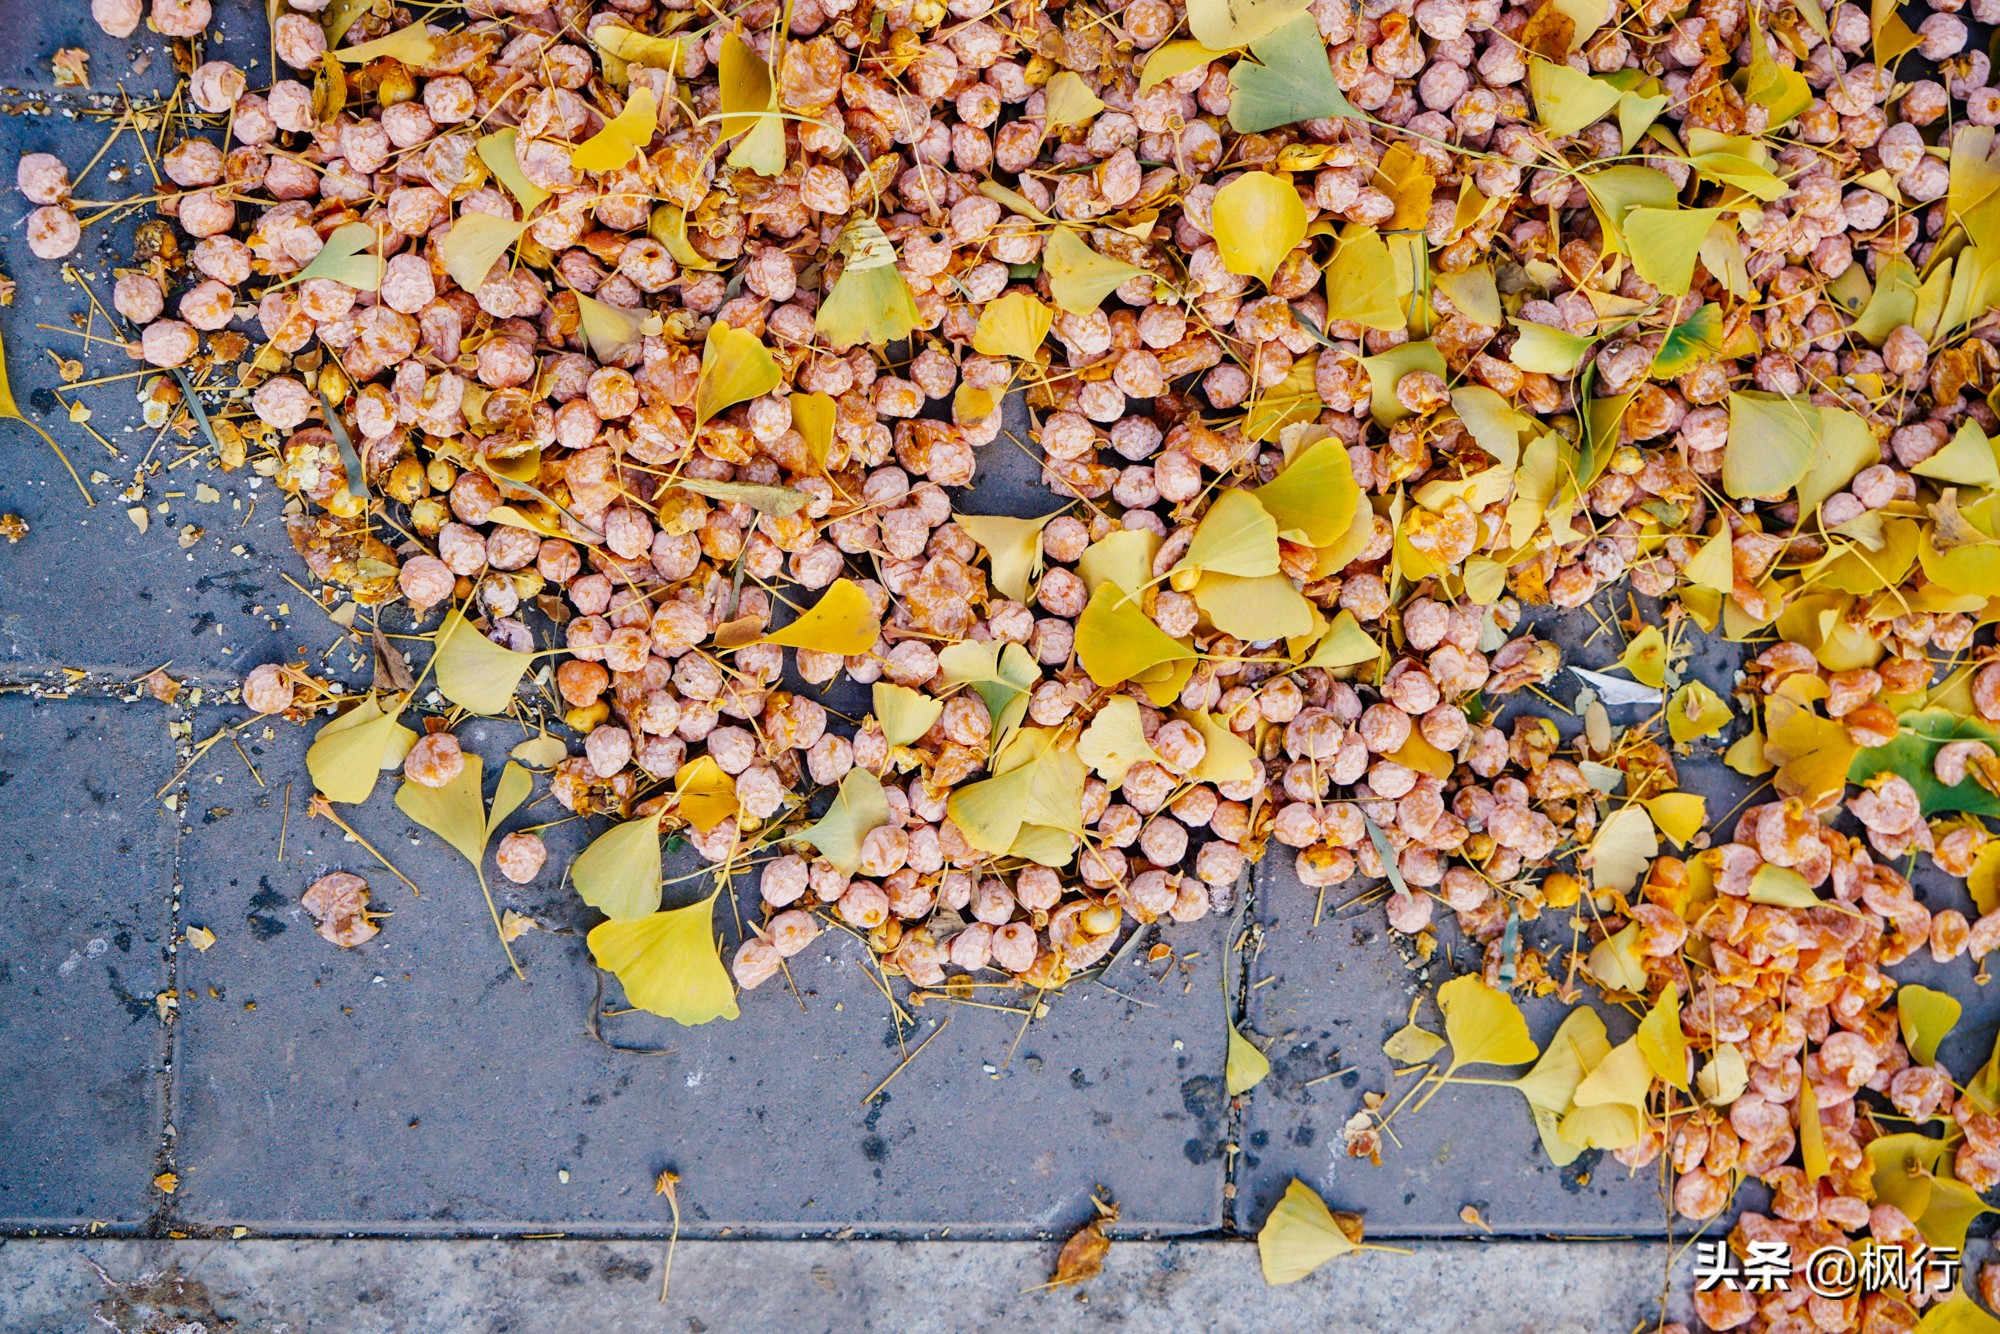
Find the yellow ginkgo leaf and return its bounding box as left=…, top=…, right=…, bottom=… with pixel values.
left=1384, top=1017, right=1447, bottom=1065
left=1617, top=625, right=1668, bottom=688
left=1300, top=610, right=1380, bottom=669
left=1668, top=680, right=1733, bottom=743
left=673, top=756, right=739, bottom=833
left=1228, top=1023, right=1272, bottom=1094
left=816, top=218, right=923, bottom=348
left=1188, top=0, right=1313, bottom=49
left=763, top=578, right=881, bottom=655
left=1509, top=1006, right=1612, bottom=1167
left=1590, top=806, right=1657, bottom=894
left=797, top=768, right=891, bottom=873
left=1914, top=420, right=2000, bottom=490
left=719, top=33, right=785, bottom=175
left=1139, top=40, right=1225, bottom=92
left=673, top=476, right=808, bottom=516
left=1438, top=973, right=1539, bottom=1074
left=1558, top=1101, right=1646, bottom=1151
left=1623, top=207, right=1724, bottom=296
left=1075, top=584, right=1194, bottom=688
left=1360, top=340, right=1445, bottom=426
left=1572, top=1037, right=1653, bottom=1108
left=396, top=754, right=531, bottom=974
left=291, top=221, right=384, bottom=291
left=1723, top=391, right=1818, bottom=500
left=955, top=510, right=1055, bottom=602
left=1181, top=709, right=1260, bottom=785
left=1256, top=1179, right=1362, bottom=1286
left=575, top=292, right=647, bottom=363
left=1641, top=792, right=1706, bottom=848
left=1212, top=171, right=1308, bottom=285
left=1253, top=434, right=1360, bottom=547
left=972, top=291, right=1054, bottom=360
left=432, top=609, right=535, bottom=715
left=1434, top=262, right=1502, bottom=329
left=571, top=809, right=664, bottom=921
left=1683, top=526, right=1734, bottom=595
left=792, top=391, right=837, bottom=470
left=1180, top=488, right=1280, bottom=578
left=1044, top=71, right=1105, bottom=126
left=937, top=640, right=1041, bottom=747
left=875, top=682, right=944, bottom=747
left=695, top=319, right=782, bottom=428
left=587, top=891, right=739, bottom=1027
left=1528, top=58, right=1619, bottom=138
left=336, top=21, right=437, bottom=64
left=1077, top=528, right=1162, bottom=598
left=1076, top=695, right=1163, bottom=783
left=1799, top=1077, right=1829, bottom=1183
left=438, top=212, right=528, bottom=293
left=1697, top=1044, right=1749, bottom=1106
left=1588, top=922, right=1650, bottom=993
left=1043, top=227, right=1145, bottom=315
left=1193, top=571, right=1314, bottom=642
left=1323, top=227, right=1405, bottom=331
left=1508, top=320, right=1594, bottom=375
left=1635, top=984, right=1689, bottom=1090
left=592, top=23, right=689, bottom=70
left=476, top=128, right=548, bottom=213
left=1899, top=984, right=1962, bottom=1067
left=306, top=694, right=416, bottom=804
left=572, top=85, right=658, bottom=174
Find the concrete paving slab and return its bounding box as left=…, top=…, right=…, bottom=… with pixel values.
left=0, top=0, right=266, bottom=101
left=0, top=694, right=177, bottom=1231
left=0, top=1235, right=1704, bottom=1334
left=168, top=710, right=1231, bottom=1237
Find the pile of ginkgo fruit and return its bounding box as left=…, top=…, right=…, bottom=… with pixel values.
left=34, top=0, right=2000, bottom=1322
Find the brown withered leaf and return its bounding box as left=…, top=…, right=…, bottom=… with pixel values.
left=1518, top=1, right=1574, bottom=59
left=51, top=48, right=88, bottom=87
left=302, top=871, right=379, bottom=947
left=1049, top=1194, right=1119, bottom=1288
left=143, top=668, right=182, bottom=703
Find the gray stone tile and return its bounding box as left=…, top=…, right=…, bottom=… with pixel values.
left=0, top=0, right=267, bottom=101
left=0, top=120, right=362, bottom=685
left=170, top=711, right=1229, bottom=1236
left=0, top=694, right=177, bottom=1230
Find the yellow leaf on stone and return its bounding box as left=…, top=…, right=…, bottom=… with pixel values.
left=1253, top=435, right=1360, bottom=547
left=1438, top=973, right=1538, bottom=1074
left=1573, top=1037, right=1652, bottom=1108
left=1076, top=696, right=1163, bottom=783
left=1228, top=1023, right=1272, bottom=1094
left=1558, top=1101, right=1645, bottom=1151
left=438, top=212, right=528, bottom=293
left=433, top=609, right=534, bottom=715
left=1300, top=610, right=1380, bottom=669
left=1697, top=1044, right=1749, bottom=1106
left=1140, top=40, right=1226, bottom=92
left=1257, top=1178, right=1361, bottom=1286
left=1044, top=227, right=1145, bottom=315
left=797, top=768, right=891, bottom=873
left=1528, top=58, right=1619, bottom=138
left=306, top=695, right=415, bottom=804
left=571, top=809, right=665, bottom=921
left=1384, top=1017, right=1447, bottom=1065
left=1642, top=792, right=1706, bottom=848
left=817, top=219, right=922, bottom=349
left=1188, top=0, right=1313, bottom=50
left=1920, top=490, right=2000, bottom=597
left=1076, top=584, right=1192, bottom=688
left=1591, top=806, right=1657, bottom=894
left=695, top=319, right=782, bottom=428
left=587, top=890, right=739, bottom=1027
left=1510, top=1006, right=1612, bottom=1167
left=1588, top=922, right=1650, bottom=993
left=972, top=291, right=1054, bottom=360
left=571, top=85, right=658, bottom=174
left=1194, top=572, right=1313, bottom=642
left=1044, top=71, right=1105, bottom=126
left=764, top=578, right=881, bottom=655
left=956, top=511, right=1054, bottom=603
left=1618, top=625, right=1668, bottom=688
left=1668, top=680, right=1732, bottom=744
left=673, top=756, right=739, bottom=833
left=1212, top=172, right=1308, bottom=286
left=875, top=682, right=943, bottom=747
left=1636, top=984, right=1689, bottom=1090
left=1747, top=863, right=1818, bottom=908
left=1181, top=488, right=1281, bottom=578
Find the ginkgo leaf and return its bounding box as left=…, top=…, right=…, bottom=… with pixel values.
left=1742, top=22, right=1811, bottom=129
left=1383, top=1018, right=1446, bottom=1065
left=1076, top=696, right=1163, bottom=783
left=1682, top=526, right=1733, bottom=595
left=1642, top=792, right=1706, bottom=848
left=1360, top=340, right=1446, bottom=425
left=1509, top=1006, right=1612, bottom=1166
left=1572, top=1037, right=1652, bottom=1108
left=1193, top=572, right=1313, bottom=642
left=1044, top=71, right=1105, bottom=126
left=476, top=128, right=548, bottom=214
left=572, top=85, right=658, bottom=174
left=792, top=391, right=837, bottom=469
left=956, top=511, right=1056, bottom=602
left=875, top=682, right=944, bottom=747
left=1076, top=584, right=1193, bottom=688
left=592, top=23, right=690, bottom=70
left=1624, top=207, right=1724, bottom=296
left=1300, top=610, right=1380, bottom=669
left=306, top=695, right=415, bottom=803
left=1257, top=1179, right=1362, bottom=1286
left=763, top=578, right=881, bottom=655
left=1747, top=864, right=1817, bottom=908
left=1900, top=984, right=1962, bottom=1067
left=291, top=221, right=384, bottom=291
left=1323, top=227, right=1406, bottom=331
left=1508, top=320, right=1593, bottom=375
left=432, top=609, right=534, bottom=715
left=817, top=218, right=922, bottom=348
left=1723, top=391, right=1817, bottom=499
left=1044, top=228, right=1145, bottom=314
left=576, top=293, right=647, bottom=362
left=1667, top=680, right=1732, bottom=744
left=674, top=756, right=739, bottom=832
left=695, top=319, right=782, bottom=428
left=1212, top=172, right=1308, bottom=285
left=1437, top=973, right=1538, bottom=1074
left=1557, top=1100, right=1646, bottom=1151
left=1588, top=922, right=1650, bottom=993
left=1188, top=0, right=1313, bottom=49
left=972, top=291, right=1054, bottom=360
left=1636, top=984, right=1688, bottom=1090
left=1253, top=435, right=1360, bottom=546
left=671, top=476, right=808, bottom=515
left=1848, top=709, right=2000, bottom=818
left=396, top=755, right=491, bottom=867
left=1617, top=88, right=1668, bottom=150
left=936, top=639, right=1040, bottom=743
left=1228, top=13, right=1358, bottom=133
left=337, top=21, right=436, bottom=64
left=587, top=891, right=739, bottom=1026
left=1434, top=262, right=1501, bottom=328
left=1915, top=420, right=2000, bottom=490
left=571, top=809, right=664, bottom=921
left=1914, top=1294, right=2000, bottom=1334
left=1590, top=806, right=1657, bottom=894
left=1697, top=1044, right=1749, bottom=1106
left=1799, top=1078, right=1830, bottom=1182
left=439, top=212, right=528, bottom=293
left=798, top=768, right=891, bottom=873
left=1651, top=303, right=1724, bottom=378
left=948, top=730, right=1078, bottom=854
left=1180, top=488, right=1280, bottom=578
left=1181, top=709, right=1260, bottom=784
left=1077, top=528, right=1162, bottom=598
left=1618, top=625, right=1668, bottom=687
left=1140, top=40, right=1225, bottom=92
left=1228, top=1023, right=1272, bottom=1094
left=1528, top=58, right=1619, bottom=137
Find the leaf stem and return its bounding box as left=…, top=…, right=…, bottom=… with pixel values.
left=475, top=861, right=525, bottom=979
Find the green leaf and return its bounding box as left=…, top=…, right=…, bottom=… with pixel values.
left=1227, top=13, right=1358, bottom=133
left=1508, top=321, right=1594, bottom=375
left=1624, top=208, right=1725, bottom=296
left=1438, top=973, right=1538, bottom=1075
left=572, top=809, right=665, bottom=921
left=1899, top=984, right=1963, bottom=1067
left=1528, top=58, right=1619, bottom=138
left=306, top=695, right=416, bottom=804
left=1228, top=1023, right=1272, bottom=1094
left=1849, top=709, right=2000, bottom=818
left=587, top=890, right=739, bottom=1027
left=797, top=768, right=892, bottom=874
left=291, top=221, right=384, bottom=291
left=432, top=609, right=535, bottom=715
left=1650, top=304, right=1723, bottom=379
left=936, top=639, right=1041, bottom=747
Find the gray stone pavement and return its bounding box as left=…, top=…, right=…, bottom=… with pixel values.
left=0, top=1237, right=1699, bottom=1333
